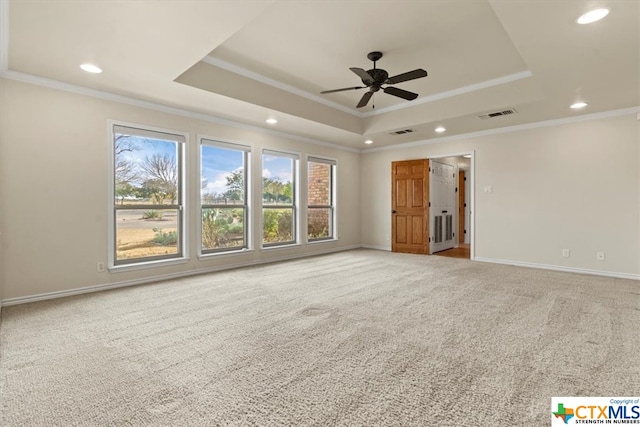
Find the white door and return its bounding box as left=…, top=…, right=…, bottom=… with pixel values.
left=464, top=171, right=470, bottom=244
left=429, top=160, right=455, bottom=254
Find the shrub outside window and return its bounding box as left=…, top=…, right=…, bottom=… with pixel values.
left=200, top=139, right=250, bottom=254
left=307, top=157, right=336, bottom=241
left=262, top=150, right=298, bottom=246
left=112, top=124, right=185, bottom=266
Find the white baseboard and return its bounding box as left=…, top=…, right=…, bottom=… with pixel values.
left=5, top=248, right=636, bottom=307
left=360, top=244, right=391, bottom=251
left=474, top=257, right=640, bottom=281
left=1, top=245, right=362, bottom=307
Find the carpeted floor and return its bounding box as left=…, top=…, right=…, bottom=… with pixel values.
left=1, top=249, right=639, bottom=426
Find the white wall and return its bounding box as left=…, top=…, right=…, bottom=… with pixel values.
left=0, top=78, right=361, bottom=301
left=361, top=114, right=640, bottom=277
left=1, top=77, right=637, bottom=304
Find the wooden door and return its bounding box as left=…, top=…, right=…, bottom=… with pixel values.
left=391, top=160, right=429, bottom=254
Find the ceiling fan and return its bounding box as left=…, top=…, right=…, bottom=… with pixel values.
left=321, top=51, right=428, bottom=108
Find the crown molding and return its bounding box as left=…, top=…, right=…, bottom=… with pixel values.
left=203, top=56, right=362, bottom=117
left=360, top=70, right=533, bottom=117
left=204, top=56, right=534, bottom=120
left=0, top=0, right=358, bottom=154
left=0, top=69, right=360, bottom=153
left=362, top=105, right=640, bottom=153
left=2, top=68, right=638, bottom=156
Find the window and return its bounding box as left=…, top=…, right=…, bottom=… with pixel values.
left=307, top=157, right=336, bottom=241
left=111, top=124, right=185, bottom=266
left=262, top=150, right=298, bottom=246
left=200, top=139, right=250, bottom=254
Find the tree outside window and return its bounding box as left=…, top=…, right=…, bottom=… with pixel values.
left=200, top=141, right=249, bottom=253
left=112, top=125, right=184, bottom=265
left=262, top=151, right=297, bottom=246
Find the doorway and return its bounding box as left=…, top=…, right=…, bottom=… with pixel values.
left=391, top=153, right=474, bottom=260
left=431, top=154, right=473, bottom=260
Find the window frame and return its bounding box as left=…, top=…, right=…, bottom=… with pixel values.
left=108, top=121, right=188, bottom=270
left=198, top=137, right=251, bottom=256
left=261, top=149, right=300, bottom=248
left=306, top=156, right=337, bottom=242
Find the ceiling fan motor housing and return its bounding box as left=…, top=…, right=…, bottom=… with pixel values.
left=366, top=69, right=389, bottom=87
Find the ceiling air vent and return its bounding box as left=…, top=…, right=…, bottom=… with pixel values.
left=389, top=129, right=415, bottom=135
left=477, top=109, right=517, bottom=120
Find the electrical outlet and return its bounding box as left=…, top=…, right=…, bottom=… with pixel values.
left=596, top=252, right=605, bottom=261
left=562, top=249, right=570, bottom=258
left=97, top=262, right=105, bottom=272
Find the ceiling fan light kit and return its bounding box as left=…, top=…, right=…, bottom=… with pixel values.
left=321, top=51, right=428, bottom=108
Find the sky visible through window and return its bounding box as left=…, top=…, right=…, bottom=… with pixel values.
left=200, top=147, right=293, bottom=197
left=116, top=136, right=176, bottom=186
left=120, top=139, right=294, bottom=198
left=262, top=154, right=293, bottom=183
left=201, top=146, right=243, bottom=197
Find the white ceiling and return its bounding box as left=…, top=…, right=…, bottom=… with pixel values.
left=3, top=0, right=639, bottom=150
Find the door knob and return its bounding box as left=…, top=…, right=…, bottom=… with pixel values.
left=392, top=210, right=397, bottom=214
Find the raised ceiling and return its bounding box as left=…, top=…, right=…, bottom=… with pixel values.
left=3, top=1, right=639, bottom=150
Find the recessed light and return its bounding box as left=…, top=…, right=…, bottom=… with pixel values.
left=570, top=102, right=588, bottom=109
left=577, top=8, right=609, bottom=24
left=80, top=63, right=102, bottom=74
left=364, top=140, right=373, bottom=145
left=435, top=126, right=446, bottom=133
left=266, top=118, right=278, bottom=125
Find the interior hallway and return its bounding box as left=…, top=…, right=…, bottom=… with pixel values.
left=434, top=243, right=470, bottom=259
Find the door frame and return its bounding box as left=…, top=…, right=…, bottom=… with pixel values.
left=427, top=151, right=475, bottom=260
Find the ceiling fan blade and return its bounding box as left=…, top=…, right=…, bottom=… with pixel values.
left=356, top=91, right=373, bottom=108
left=350, top=67, right=374, bottom=85
left=383, top=86, right=419, bottom=101
left=321, top=86, right=365, bottom=94
left=386, top=69, right=428, bottom=85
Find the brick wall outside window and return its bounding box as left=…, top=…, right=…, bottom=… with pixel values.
left=307, top=162, right=332, bottom=239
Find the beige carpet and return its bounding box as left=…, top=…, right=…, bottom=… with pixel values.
left=1, top=249, right=639, bottom=426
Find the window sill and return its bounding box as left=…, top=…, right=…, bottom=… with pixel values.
left=307, top=237, right=338, bottom=245
left=198, top=248, right=254, bottom=260
left=109, top=257, right=190, bottom=273
left=261, top=242, right=301, bottom=251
